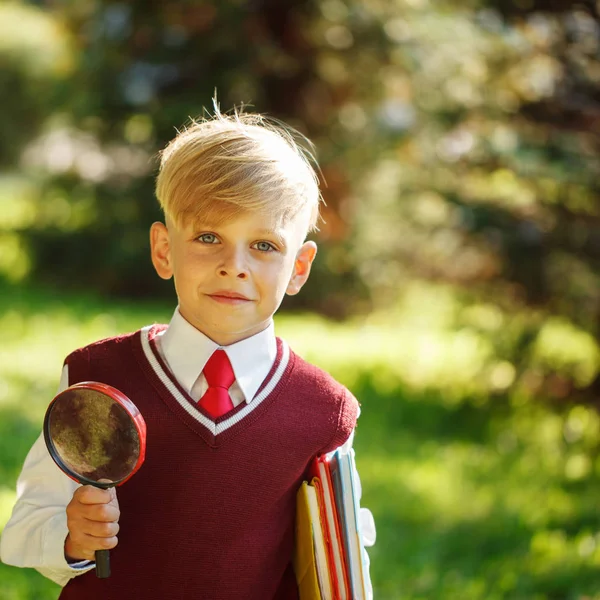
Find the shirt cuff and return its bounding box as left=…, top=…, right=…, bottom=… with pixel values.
left=67, top=559, right=94, bottom=570
left=44, top=512, right=95, bottom=574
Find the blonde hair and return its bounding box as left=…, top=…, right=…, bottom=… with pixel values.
left=155, top=108, right=322, bottom=234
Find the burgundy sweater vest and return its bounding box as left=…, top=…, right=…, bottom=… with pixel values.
left=58, top=325, right=359, bottom=600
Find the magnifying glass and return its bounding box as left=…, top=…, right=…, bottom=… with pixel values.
left=43, top=381, right=147, bottom=579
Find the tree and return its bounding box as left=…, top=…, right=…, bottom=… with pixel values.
left=2, top=0, right=599, bottom=399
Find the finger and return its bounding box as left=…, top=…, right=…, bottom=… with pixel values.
left=98, top=483, right=119, bottom=508
left=85, top=503, right=120, bottom=523
left=67, top=500, right=120, bottom=525
left=107, top=487, right=119, bottom=508
left=89, top=533, right=118, bottom=551
left=75, top=534, right=119, bottom=560
left=83, top=520, right=120, bottom=539
left=74, top=485, right=114, bottom=505
left=65, top=529, right=119, bottom=562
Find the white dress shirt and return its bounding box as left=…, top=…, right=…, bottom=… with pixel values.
left=0, top=309, right=375, bottom=596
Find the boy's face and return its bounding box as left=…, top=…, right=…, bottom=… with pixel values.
left=150, top=209, right=317, bottom=346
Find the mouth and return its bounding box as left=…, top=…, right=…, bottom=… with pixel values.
left=207, top=291, right=252, bottom=304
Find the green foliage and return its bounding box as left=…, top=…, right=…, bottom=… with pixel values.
left=0, top=2, right=73, bottom=165
left=0, top=0, right=599, bottom=372
left=0, top=1, right=598, bottom=399
left=1, top=285, right=600, bottom=599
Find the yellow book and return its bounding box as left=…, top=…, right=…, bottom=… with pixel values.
left=294, top=481, right=332, bottom=600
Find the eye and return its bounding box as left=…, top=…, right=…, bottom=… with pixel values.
left=197, top=233, right=219, bottom=244
left=253, top=241, right=276, bottom=252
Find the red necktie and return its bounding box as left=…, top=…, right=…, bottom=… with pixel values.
left=199, top=350, right=235, bottom=418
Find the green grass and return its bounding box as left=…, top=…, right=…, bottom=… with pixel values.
left=1, top=282, right=600, bottom=599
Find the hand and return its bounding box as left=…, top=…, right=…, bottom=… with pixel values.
left=64, top=485, right=120, bottom=562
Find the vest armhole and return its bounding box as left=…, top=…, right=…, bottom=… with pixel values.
left=319, top=386, right=360, bottom=455
left=64, top=346, right=91, bottom=386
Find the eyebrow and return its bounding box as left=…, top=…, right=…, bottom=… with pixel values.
left=193, top=224, right=289, bottom=246
left=255, top=228, right=283, bottom=237
left=256, top=229, right=288, bottom=244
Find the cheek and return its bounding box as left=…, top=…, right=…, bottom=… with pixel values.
left=256, top=261, right=292, bottom=298
left=176, top=251, right=210, bottom=276
left=276, top=263, right=297, bottom=297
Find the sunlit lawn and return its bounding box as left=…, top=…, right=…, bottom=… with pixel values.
left=1, top=282, right=599, bottom=599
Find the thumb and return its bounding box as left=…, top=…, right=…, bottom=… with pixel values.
left=97, top=479, right=119, bottom=505
left=108, top=487, right=119, bottom=507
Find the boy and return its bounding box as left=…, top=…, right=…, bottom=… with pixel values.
left=1, top=110, right=374, bottom=599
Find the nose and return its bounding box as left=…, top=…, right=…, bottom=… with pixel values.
left=218, top=247, right=249, bottom=280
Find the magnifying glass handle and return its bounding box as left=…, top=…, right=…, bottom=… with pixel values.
left=95, top=549, right=111, bottom=578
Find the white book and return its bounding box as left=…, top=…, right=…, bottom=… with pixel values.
left=329, top=448, right=367, bottom=600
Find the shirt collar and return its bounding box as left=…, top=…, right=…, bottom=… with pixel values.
left=157, top=308, right=277, bottom=404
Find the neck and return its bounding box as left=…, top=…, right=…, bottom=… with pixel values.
left=178, top=312, right=273, bottom=347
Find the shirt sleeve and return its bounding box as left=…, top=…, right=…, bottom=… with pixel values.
left=0, top=364, right=95, bottom=586
left=328, top=404, right=376, bottom=600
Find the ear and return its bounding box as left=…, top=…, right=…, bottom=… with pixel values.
left=150, top=221, right=173, bottom=280
left=286, top=241, right=317, bottom=296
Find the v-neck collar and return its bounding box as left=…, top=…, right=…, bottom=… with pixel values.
left=133, top=325, right=294, bottom=446
left=158, top=309, right=277, bottom=404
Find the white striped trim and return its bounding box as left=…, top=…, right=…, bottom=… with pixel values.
left=139, top=326, right=290, bottom=436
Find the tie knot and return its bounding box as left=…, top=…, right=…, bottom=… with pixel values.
left=203, top=350, right=235, bottom=390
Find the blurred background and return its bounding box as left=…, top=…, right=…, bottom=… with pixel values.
left=1, top=0, right=599, bottom=598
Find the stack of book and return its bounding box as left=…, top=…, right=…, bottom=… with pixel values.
left=294, top=447, right=369, bottom=600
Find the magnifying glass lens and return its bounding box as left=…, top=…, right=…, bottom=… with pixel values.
left=47, top=388, right=141, bottom=484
